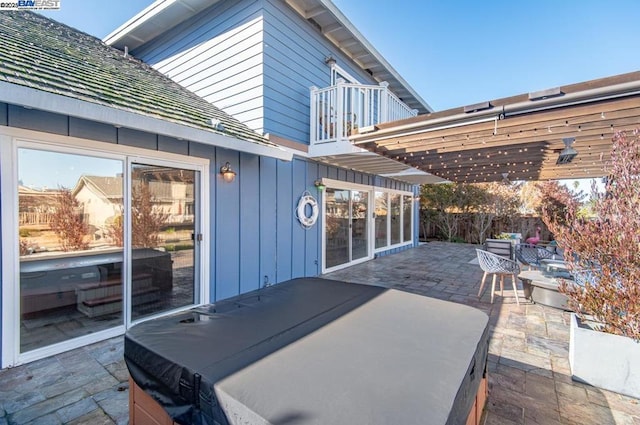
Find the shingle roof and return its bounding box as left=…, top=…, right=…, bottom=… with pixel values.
left=74, top=176, right=123, bottom=199
left=0, top=11, right=274, bottom=147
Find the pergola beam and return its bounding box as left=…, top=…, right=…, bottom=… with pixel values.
left=349, top=72, right=640, bottom=182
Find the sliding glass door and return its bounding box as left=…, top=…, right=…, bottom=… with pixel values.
left=373, top=190, right=414, bottom=252
left=324, top=187, right=370, bottom=270
left=351, top=190, right=369, bottom=261
left=325, top=188, right=350, bottom=269
left=129, top=163, right=199, bottom=321
left=13, top=146, right=203, bottom=359
left=18, top=149, right=124, bottom=353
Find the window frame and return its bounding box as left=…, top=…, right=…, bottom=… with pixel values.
left=1, top=127, right=210, bottom=367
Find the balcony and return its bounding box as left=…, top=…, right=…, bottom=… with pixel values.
left=309, top=80, right=417, bottom=156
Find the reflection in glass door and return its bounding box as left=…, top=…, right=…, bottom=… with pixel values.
left=130, top=164, right=198, bottom=320
left=18, top=149, right=124, bottom=353
left=16, top=149, right=201, bottom=356
left=324, top=188, right=369, bottom=270
left=351, top=191, right=368, bottom=261
left=390, top=194, right=401, bottom=245
left=325, top=189, right=350, bottom=268
left=374, top=191, right=388, bottom=249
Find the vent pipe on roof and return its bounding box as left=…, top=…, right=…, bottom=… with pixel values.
left=124, top=46, right=129, bottom=58
left=463, top=101, right=492, bottom=113
left=528, top=87, right=564, bottom=101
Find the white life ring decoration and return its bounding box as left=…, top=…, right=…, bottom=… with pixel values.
left=296, top=191, right=319, bottom=229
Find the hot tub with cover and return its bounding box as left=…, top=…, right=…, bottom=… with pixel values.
left=125, top=278, right=489, bottom=425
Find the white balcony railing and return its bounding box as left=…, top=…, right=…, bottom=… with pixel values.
left=310, top=80, right=418, bottom=145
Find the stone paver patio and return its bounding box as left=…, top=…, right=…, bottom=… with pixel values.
left=325, top=242, right=640, bottom=425
left=1, top=241, right=639, bottom=424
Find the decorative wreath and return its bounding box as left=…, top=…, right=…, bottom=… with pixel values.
left=296, top=191, right=319, bottom=229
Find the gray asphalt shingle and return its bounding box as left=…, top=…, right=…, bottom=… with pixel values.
left=0, top=11, right=275, bottom=148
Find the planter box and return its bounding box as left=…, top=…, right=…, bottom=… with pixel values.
left=569, top=313, right=640, bottom=398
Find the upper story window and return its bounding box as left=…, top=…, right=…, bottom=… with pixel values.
left=329, top=62, right=360, bottom=85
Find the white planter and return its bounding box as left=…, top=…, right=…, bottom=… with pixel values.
left=569, top=313, right=640, bottom=398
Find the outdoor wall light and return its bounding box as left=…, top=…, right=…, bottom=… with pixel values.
left=556, top=137, right=578, bottom=165
left=220, top=162, right=236, bottom=183
left=314, top=179, right=326, bottom=191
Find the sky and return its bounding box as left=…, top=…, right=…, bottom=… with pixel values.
left=36, top=0, right=638, bottom=193
left=38, top=0, right=640, bottom=112
left=18, top=149, right=123, bottom=189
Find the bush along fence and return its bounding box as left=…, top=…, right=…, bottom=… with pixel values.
left=419, top=213, right=552, bottom=245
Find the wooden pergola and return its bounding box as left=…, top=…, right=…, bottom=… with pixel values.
left=350, top=71, right=640, bottom=183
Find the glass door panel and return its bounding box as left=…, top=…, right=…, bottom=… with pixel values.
left=374, top=191, right=388, bottom=249
left=130, top=164, right=198, bottom=320
left=403, top=195, right=413, bottom=243
left=390, top=194, right=401, bottom=245
left=351, top=190, right=368, bottom=260
left=18, top=149, right=124, bottom=353
left=325, top=189, right=350, bottom=268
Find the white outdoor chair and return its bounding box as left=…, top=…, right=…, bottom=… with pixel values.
left=476, top=249, right=520, bottom=305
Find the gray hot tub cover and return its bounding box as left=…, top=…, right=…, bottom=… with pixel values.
left=125, top=277, right=489, bottom=425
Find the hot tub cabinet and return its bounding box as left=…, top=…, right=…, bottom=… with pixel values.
left=20, top=248, right=173, bottom=317
left=125, top=278, right=489, bottom=425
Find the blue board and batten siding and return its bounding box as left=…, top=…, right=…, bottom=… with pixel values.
left=1, top=105, right=413, bottom=302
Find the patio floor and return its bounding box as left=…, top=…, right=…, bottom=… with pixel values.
left=1, top=241, right=639, bottom=424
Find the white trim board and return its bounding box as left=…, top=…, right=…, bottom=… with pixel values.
left=0, top=82, right=292, bottom=162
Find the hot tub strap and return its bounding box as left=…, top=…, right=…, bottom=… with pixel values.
left=179, top=370, right=202, bottom=408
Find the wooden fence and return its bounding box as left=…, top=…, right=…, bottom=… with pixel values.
left=19, top=212, right=54, bottom=226
left=419, top=213, right=553, bottom=244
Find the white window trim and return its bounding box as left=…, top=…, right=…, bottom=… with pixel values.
left=320, top=178, right=370, bottom=192
left=373, top=187, right=414, bottom=253
left=1, top=126, right=210, bottom=368
left=1, top=134, right=20, bottom=368
left=330, top=63, right=361, bottom=85
left=320, top=179, right=373, bottom=274
left=319, top=179, right=415, bottom=273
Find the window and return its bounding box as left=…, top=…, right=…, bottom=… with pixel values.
left=2, top=134, right=208, bottom=367
left=373, top=189, right=413, bottom=251
left=330, top=63, right=361, bottom=85
left=403, top=195, right=413, bottom=243
left=375, top=191, right=387, bottom=249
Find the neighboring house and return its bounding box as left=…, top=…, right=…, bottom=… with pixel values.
left=73, top=176, right=124, bottom=231
left=0, top=2, right=435, bottom=367
left=73, top=173, right=195, bottom=230
left=18, top=186, right=60, bottom=226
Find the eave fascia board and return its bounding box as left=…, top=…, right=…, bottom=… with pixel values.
left=104, top=0, right=218, bottom=50
left=105, top=0, right=432, bottom=115
left=0, top=82, right=292, bottom=162
left=315, top=0, right=433, bottom=113
left=104, top=0, right=176, bottom=48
